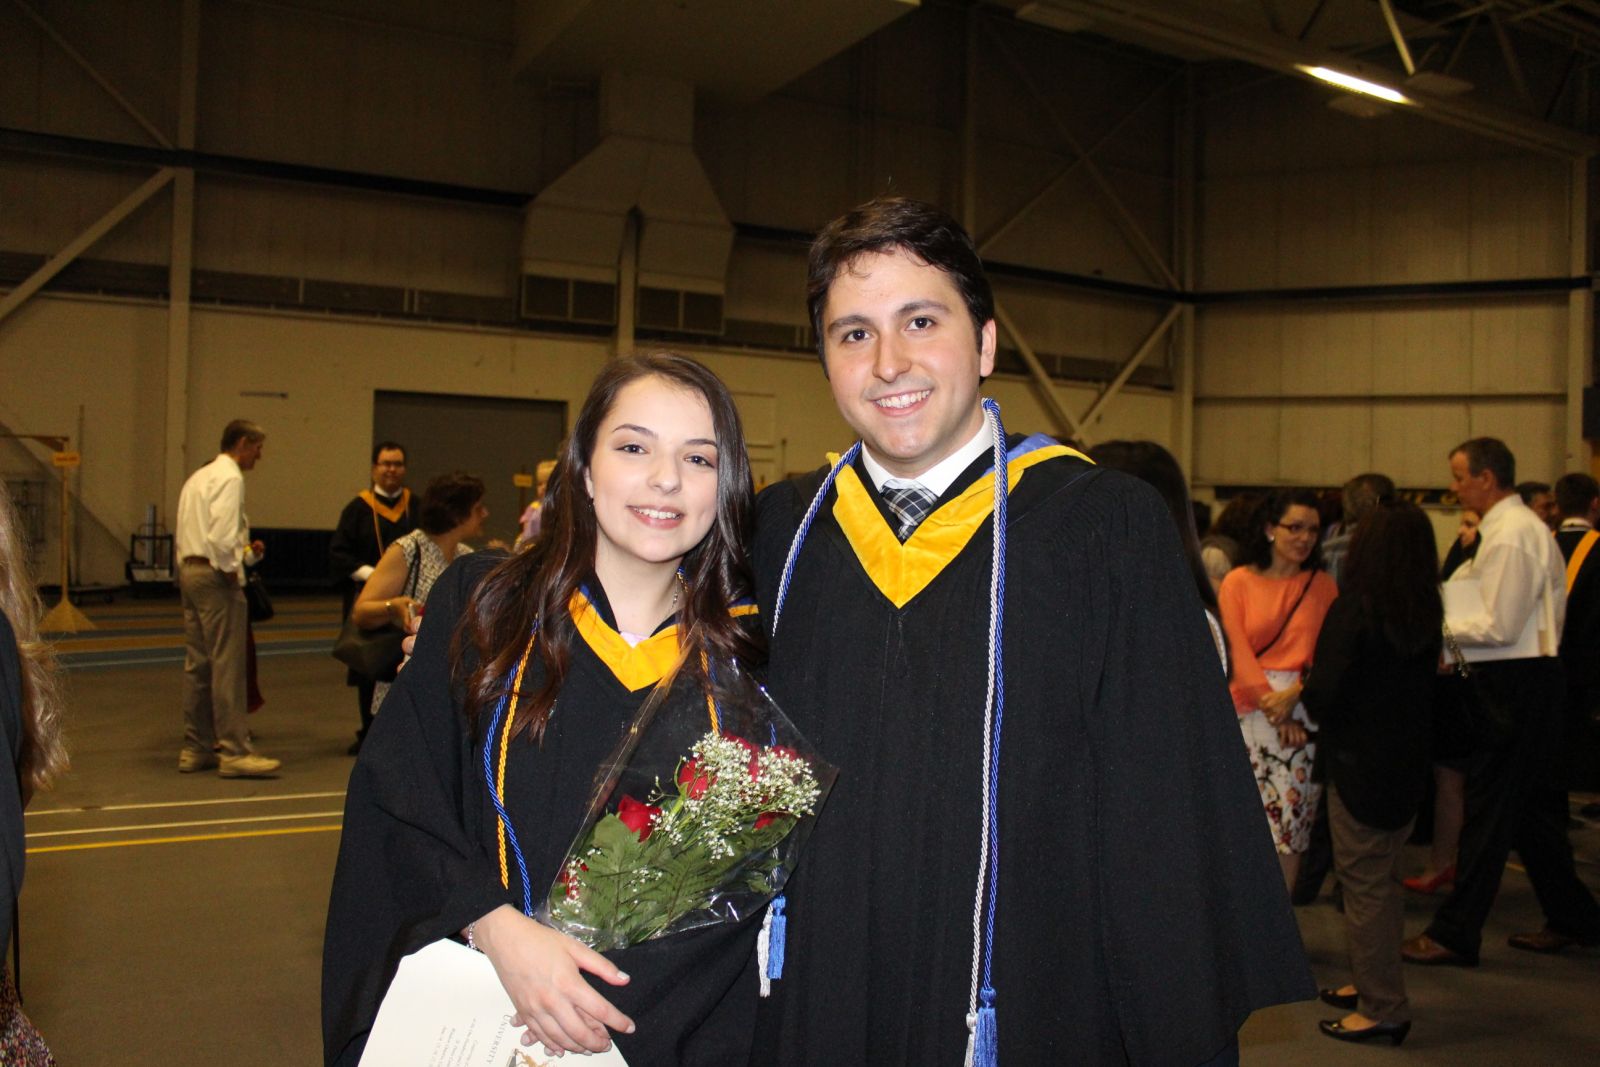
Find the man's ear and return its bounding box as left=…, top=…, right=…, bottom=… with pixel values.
left=977, top=319, right=997, bottom=379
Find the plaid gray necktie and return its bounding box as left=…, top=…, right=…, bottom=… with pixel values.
left=882, top=482, right=936, bottom=542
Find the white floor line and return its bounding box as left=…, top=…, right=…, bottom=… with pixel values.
left=28, top=810, right=345, bottom=838
left=28, top=789, right=347, bottom=816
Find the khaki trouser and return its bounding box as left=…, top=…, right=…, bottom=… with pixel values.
left=1328, top=784, right=1413, bottom=1023
left=179, top=560, right=252, bottom=757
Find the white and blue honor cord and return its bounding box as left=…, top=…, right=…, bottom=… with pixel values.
left=768, top=399, right=1012, bottom=1067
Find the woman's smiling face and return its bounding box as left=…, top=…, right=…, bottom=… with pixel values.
left=584, top=375, right=721, bottom=572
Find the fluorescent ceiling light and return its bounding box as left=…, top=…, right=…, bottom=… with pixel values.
left=1297, top=65, right=1412, bottom=105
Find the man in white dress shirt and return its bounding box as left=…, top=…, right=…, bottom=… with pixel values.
left=1403, top=437, right=1596, bottom=965
left=175, top=420, right=282, bottom=778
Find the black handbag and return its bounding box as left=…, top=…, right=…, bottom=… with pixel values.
left=332, top=547, right=419, bottom=683
left=1442, top=624, right=1516, bottom=750
left=244, top=570, right=274, bottom=623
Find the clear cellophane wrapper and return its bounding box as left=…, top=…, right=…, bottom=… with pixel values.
left=536, top=659, right=837, bottom=950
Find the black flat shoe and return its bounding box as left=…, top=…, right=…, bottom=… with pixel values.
left=1319, top=987, right=1359, bottom=1010
left=1319, top=1019, right=1411, bottom=1046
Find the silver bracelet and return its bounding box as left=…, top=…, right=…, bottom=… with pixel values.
left=466, top=920, right=481, bottom=952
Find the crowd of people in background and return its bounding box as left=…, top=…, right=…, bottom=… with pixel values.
left=1185, top=442, right=1600, bottom=1046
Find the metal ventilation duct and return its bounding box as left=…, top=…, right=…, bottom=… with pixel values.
left=521, top=70, right=732, bottom=315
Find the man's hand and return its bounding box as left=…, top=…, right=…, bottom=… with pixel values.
left=1275, top=721, right=1308, bottom=749
left=472, top=905, right=635, bottom=1055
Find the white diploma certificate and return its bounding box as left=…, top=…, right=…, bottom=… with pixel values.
left=360, top=939, right=631, bottom=1067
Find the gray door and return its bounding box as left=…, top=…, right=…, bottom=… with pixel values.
left=372, top=391, right=566, bottom=547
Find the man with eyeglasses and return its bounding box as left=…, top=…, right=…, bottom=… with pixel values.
left=329, top=441, right=417, bottom=754
left=1402, top=437, right=1598, bottom=966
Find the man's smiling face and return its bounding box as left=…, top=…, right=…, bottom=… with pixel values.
left=820, top=248, right=995, bottom=479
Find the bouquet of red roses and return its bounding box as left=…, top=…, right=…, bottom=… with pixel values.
left=538, top=660, right=836, bottom=950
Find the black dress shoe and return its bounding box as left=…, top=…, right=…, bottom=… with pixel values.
left=1319, top=987, right=1359, bottom=1010
left=1319, top=1019, right=1411, bottom=1046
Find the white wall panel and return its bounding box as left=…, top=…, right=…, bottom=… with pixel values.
left=1465, top=398, right=1567, bottom=482
left=1193, top=401, right=1281, bottom=485
left=1370, top=304, right=1474, bottom=395
left=1469, top=300, right=1567, bottom=393
left=1370, top=401, right=1469, bottom=487
left=1194, top=307, right=1281, bottom=396
left=1278, top=306, right=1376, bottom=396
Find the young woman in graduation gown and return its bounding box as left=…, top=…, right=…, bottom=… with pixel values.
left=322, top=353, right=765, bottom=1066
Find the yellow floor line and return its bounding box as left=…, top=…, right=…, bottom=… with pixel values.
left=29, top=810, right=344, bottom=838
left=29, top=789, right=347, bottom=816
left=28, top=824, right=342, bottom=853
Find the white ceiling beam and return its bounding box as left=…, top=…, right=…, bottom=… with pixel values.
left=0, top=169, right=175, bottom=327
left=9, top=0, right=172, bottom=148
left=1079, top=303, right=1183, bottom=434
left=987, top=23, right=1181, bottom=287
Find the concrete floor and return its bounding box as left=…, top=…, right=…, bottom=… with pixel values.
left=22, top=596, right=1600, bottom=1064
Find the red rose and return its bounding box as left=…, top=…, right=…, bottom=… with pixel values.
left=557, top=862, right=588, bottom=899
left=616, top=795, right=662, bottom=841
left=754, top=811, right=788, bottom=830
left=678, top=759, right=713, bottom=799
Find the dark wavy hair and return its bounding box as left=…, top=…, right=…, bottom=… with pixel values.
left=1342, top=499, right=1443, bottom=657
left=806, top=196, right=992, bottom=363
left=452, top=353, right=762, bottom=744
left=1086, top=440, right=1217, bottom=615
left=418, top=471, right=485, bottom=535
left=1242, top=488, right=1324, bottom=571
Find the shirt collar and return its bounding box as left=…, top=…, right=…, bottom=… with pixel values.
left=372, top=483, right=400, bottom=501
left=1560, top=517, right=1594, bottom=532
left=860, top=416, right=993, bottom=498
left=1479, top=492, right=1523, bottom=531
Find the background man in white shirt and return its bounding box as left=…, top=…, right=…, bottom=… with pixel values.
left=1404, top=437, right=1596, bottom=965
left=175, top=419, right=282, bottom=778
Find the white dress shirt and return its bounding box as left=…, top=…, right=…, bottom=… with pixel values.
left=1447, top=493, right=1566, bottom=654
left=861, top=417, right=995, bottom=498
left=176, top=453, right=258, bottom=582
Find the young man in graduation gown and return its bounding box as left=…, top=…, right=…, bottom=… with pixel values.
left=749, top=198, right=1313, bottom=1066
left=328, top=441, right=417, bottom=753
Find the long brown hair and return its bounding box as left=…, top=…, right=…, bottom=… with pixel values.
left=0, top=485, right=68, bottom=800
left=1343, top=499, right=1443, bottom=658
left=453, top=353, right=763, bottom=743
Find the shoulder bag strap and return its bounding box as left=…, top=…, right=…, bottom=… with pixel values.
left=1253, top=569, right=1316, bottom=660
left=404, top=536, right=422, bottom=598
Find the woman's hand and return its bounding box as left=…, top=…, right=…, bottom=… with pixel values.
left=472, top=905, right=635, bottom=1055
left=1257, top=686, right=1299, bottom=724
left=1275, top=721, right=1308, bottom=748
left=384, top=595, right=419, bottom=631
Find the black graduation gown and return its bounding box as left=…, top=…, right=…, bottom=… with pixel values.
left=330, top=491, right=419, bottom=682
left=748, top=442, right=1313, bottom=1066
left=322, top=553, right=758, bottom=1066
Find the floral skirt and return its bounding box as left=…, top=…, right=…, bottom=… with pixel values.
left=1239, top=669, right=1321, bottom=854
left=0, top=965, right=53, bottom=1066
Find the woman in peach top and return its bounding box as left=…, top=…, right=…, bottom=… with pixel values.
left=1218, top=488, right=1339, bottom=892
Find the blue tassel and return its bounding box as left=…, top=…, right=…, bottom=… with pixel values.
left=766, top=895, right=787, bottom=979
left=974, top=989, right=998, bottom=1067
